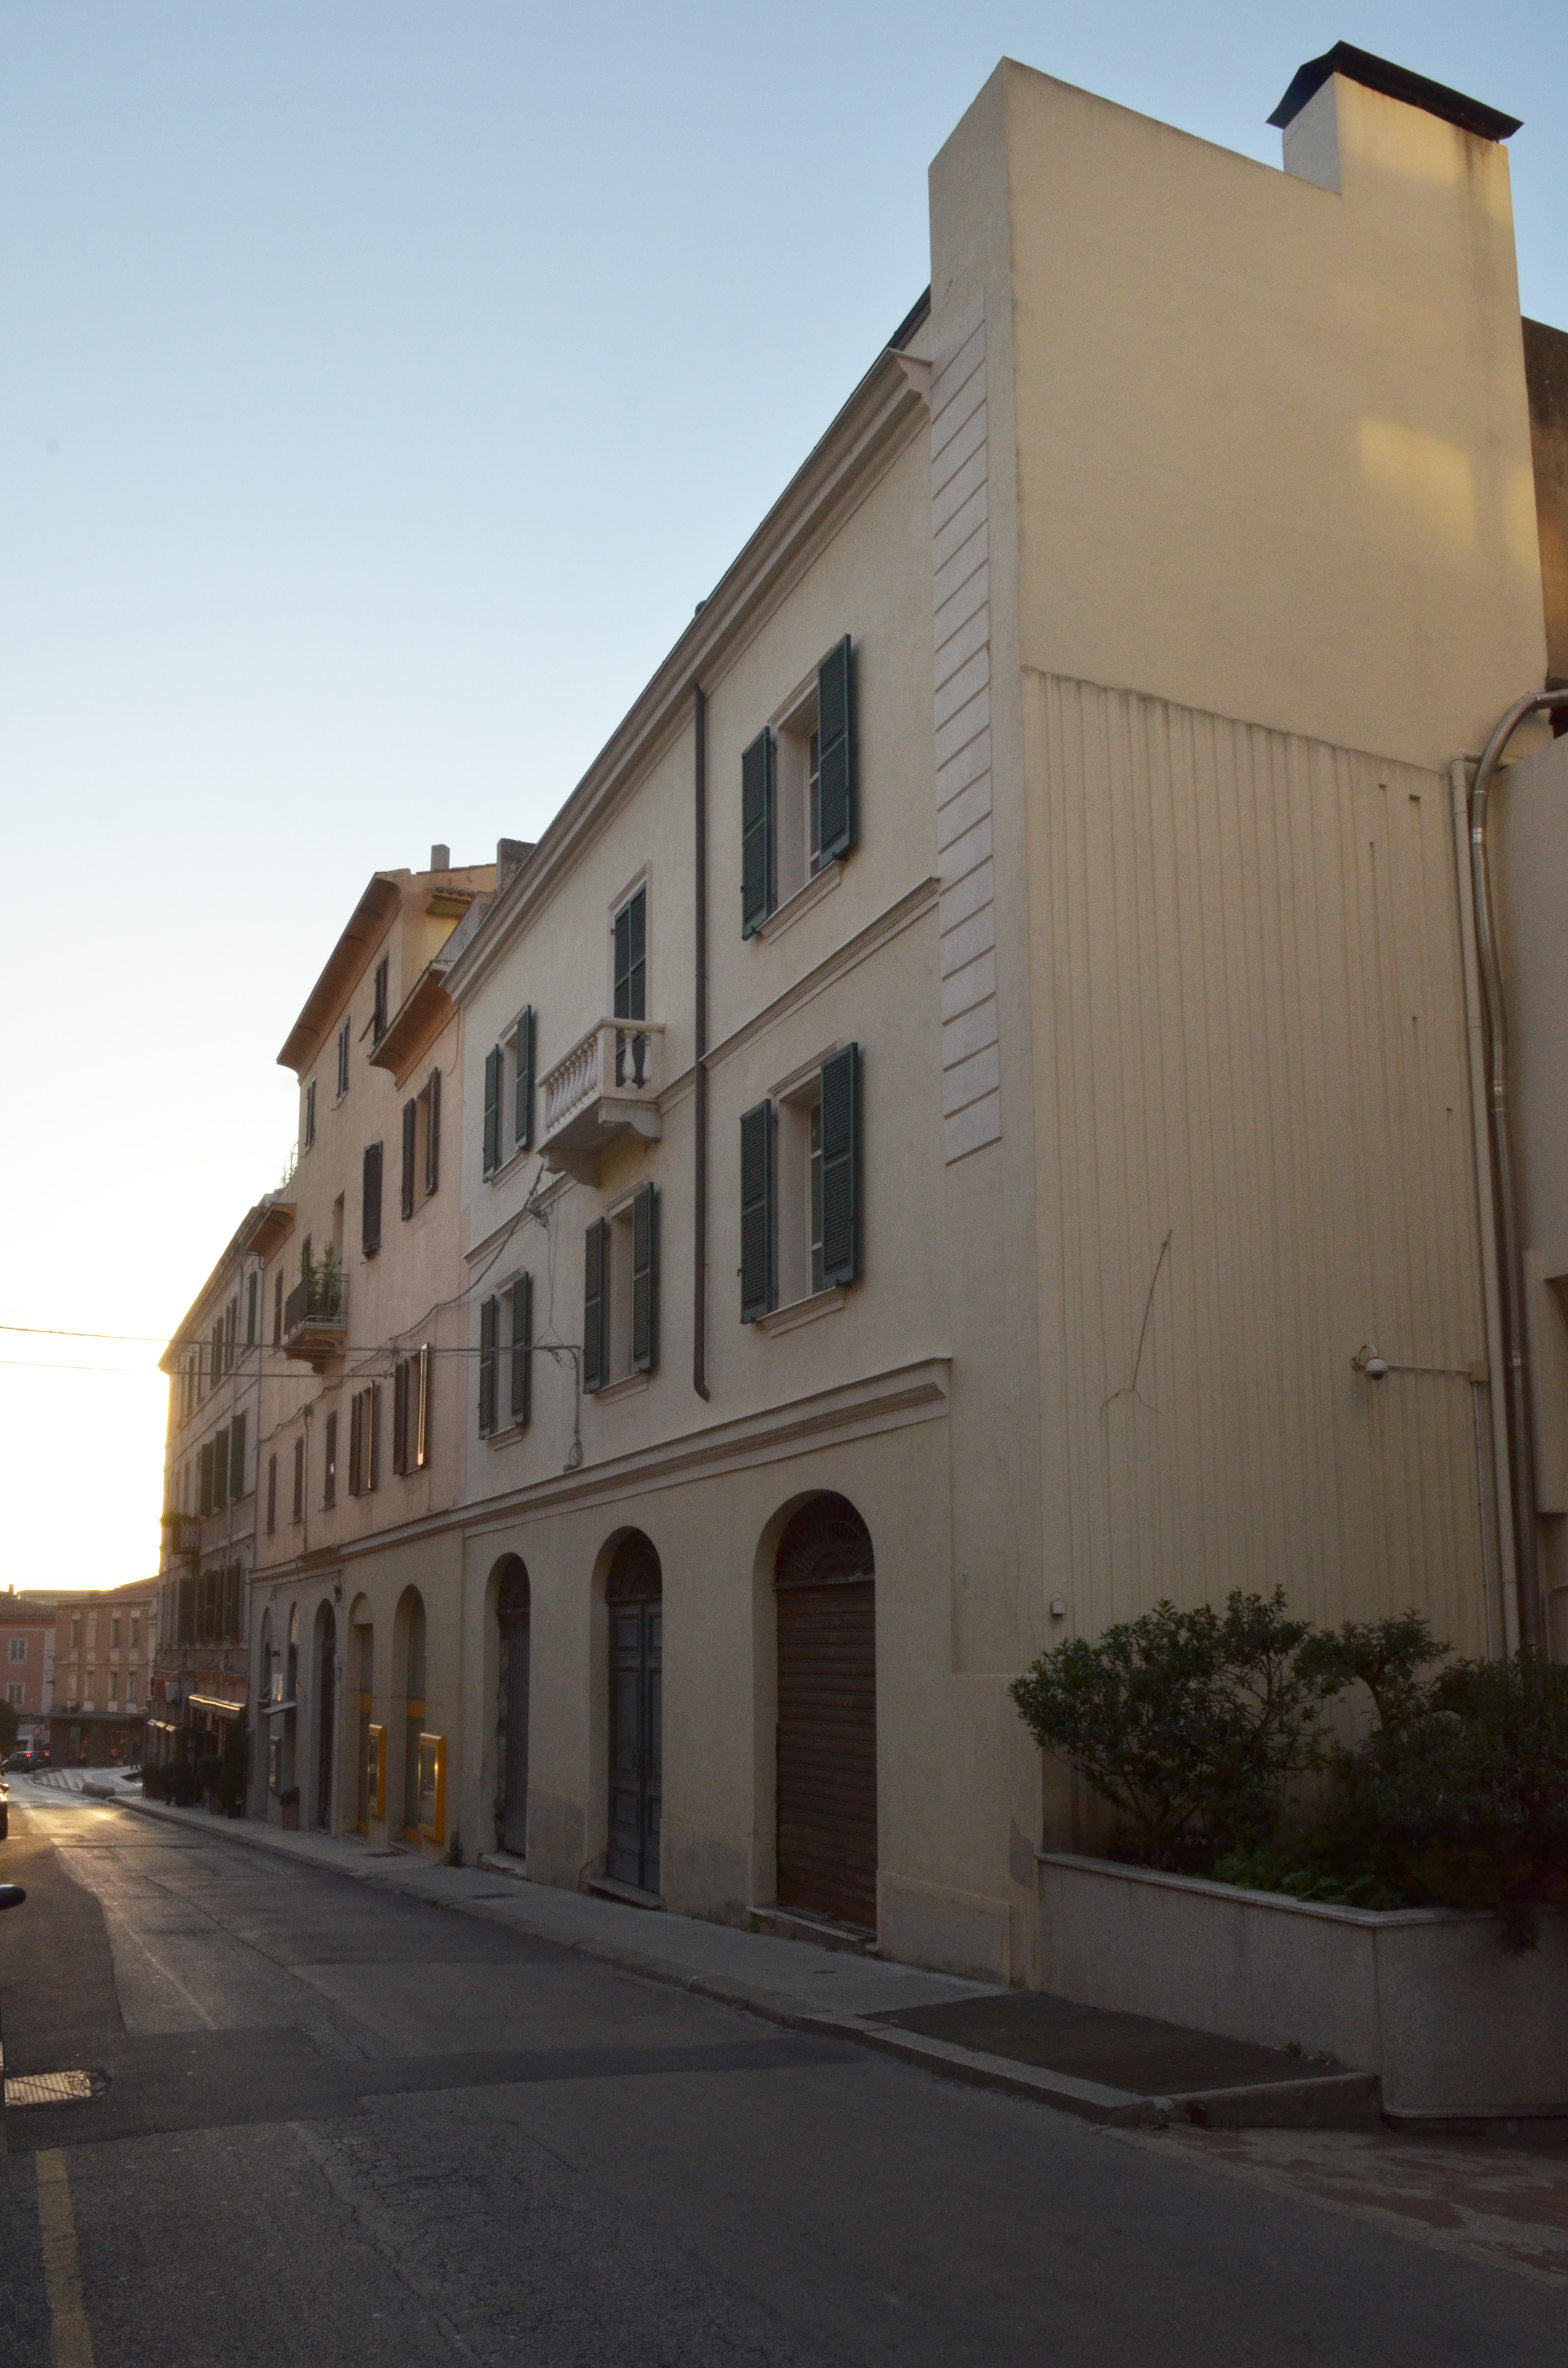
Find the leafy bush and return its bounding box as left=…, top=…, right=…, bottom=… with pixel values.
left=1311, top=1653, right=1568, bottom=1950
left=1009, top=1590, right=1344, bottom=1870
left=1015, top=1596, right=1568, bottom=1948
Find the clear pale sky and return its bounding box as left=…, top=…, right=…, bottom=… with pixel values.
left=3, top=2, right=1564, bottom=1590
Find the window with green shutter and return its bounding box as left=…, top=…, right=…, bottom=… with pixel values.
left=363, top=1140, right=384, bottom=1256
left=199, top=1441, right=215, bottom=1518
left=510, top=1272, right=532, bottom=1426
left=213, top=1425, right=230, bottom=1508
left=513, top=1010, right=534, bottom=1152
left=583, top=1218, right=608, bottom=1392
left=425, top=1066, right=441, bottom=1193
left=478, top=1296, right=499, bottom=1435
left=230, top=1413, right=246, bottom=1501
left=613, top=890, right=647, bottom=1021
left=818, top=1044, right=861, bottom=1286
left=741, top=729, right=775, bottom=935
left=815, top=636, right=856, bottom=863
left=739, top=1101, right=776, bottom=1320
left=482, top=1045, right=502, bottom=1176
left=401, top=1099, right=418, bottom=1219
left=631, top=1182, right=659, bottom=1373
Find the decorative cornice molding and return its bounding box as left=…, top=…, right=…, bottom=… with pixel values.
left=277, top=1356, right=952, bottom=1575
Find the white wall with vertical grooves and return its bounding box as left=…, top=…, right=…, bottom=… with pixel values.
left=1027, top=672, right=1493, bottom=1653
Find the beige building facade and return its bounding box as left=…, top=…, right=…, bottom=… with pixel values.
left=407, top=49, right=1563, bottom=1981
left=156, top=46, right=1568, bottom=1981
left=48, top=1579, right=159, bottom=1766
left=246, top=852, right=500, bottom=1838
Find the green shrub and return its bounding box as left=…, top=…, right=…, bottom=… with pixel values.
left=1009, top=1590, right=1344, bottom=1870
left=1311, top=1652, right=1568, bottom=1950
left=1015, top=1593, right=1568, bottom=1949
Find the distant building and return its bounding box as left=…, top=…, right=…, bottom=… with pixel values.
left=152, top=1193, right=295, bottom=1773
left=47, top=1579, right=159, bottom=1766
left=0, top=1590, right=59, bottom=1749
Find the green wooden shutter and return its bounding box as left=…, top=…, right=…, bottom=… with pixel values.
left=426, top=1066, right=441, bottom=1195
left=367, top=1381, right=379, bottom=1490
left=819, top=1043, right=861, bottom=1286
left=401, top=1100, right=417, bottom=1220
left=230, top=1413, right=246, bottom=1501
left=741, top=728, right=775, bottom=935
left=213, top=1426, right=230, bottom=1508
left=816, top=637, right=856, bottom=862
left=739, top=1100, right=776, bottom=1320
left=510, top=1271, right=532, bottom=1426
left=483, top=1046, right=502, bottom=1174
left=348, top=1391, right=364, bottom=1495
left=478, top=1297, right=498, bottom=1435
left=613, top=891, right=647, bottom=1021
left=583, top=1217, right=607, bottom=1391
left=632, top=1181, right=659, bottom=1372
left=392, top=1358, right=408, bottom=1475
left=514, top=1011, right=534, bottom=1151
left=416, top=1342, right=432, bottom=1468
left=199, top=1442, right=214, bottom=1518
left=363, top=1140, right=383, bottom=1255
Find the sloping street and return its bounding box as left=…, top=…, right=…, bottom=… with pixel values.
left=1, top=1788, right=1564, bottom=2368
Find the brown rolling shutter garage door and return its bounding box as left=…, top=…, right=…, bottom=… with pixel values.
left=774, top=1495, right=877, bottom=1931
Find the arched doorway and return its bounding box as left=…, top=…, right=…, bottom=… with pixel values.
left=495, top=1558, right=531, bottom=1857
left=402, top=1592, right=427, bottom=1842
left=606, top=1533, right=661, bottom=1895
left=315, top=1604, right=337, bottom=1831
left=774, top=1493, right=877, bottom=1929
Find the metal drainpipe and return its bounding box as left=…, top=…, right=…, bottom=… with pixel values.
left=1467, top=686, right=1568, bottom=1652
left=692, top=682, right=711, bottom=1400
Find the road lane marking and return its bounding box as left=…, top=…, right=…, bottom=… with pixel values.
left=36, top=2149, right=97, bottom=2368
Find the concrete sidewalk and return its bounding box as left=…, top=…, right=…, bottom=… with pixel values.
left=50, top=1784, right=1371, bottom=2131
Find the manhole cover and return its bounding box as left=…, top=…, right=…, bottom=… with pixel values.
left=5, top=2070, right=97, bottom=2108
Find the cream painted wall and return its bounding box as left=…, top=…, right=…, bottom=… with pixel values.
left=430, top=57, right=1554, bottom=1973
left=990, top=62, right=1545, bottom=768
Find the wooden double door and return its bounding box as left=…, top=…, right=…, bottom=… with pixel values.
left=607, top=1536, right=662, bottom=1894
left=775, top=1496, right=878, bottom=1930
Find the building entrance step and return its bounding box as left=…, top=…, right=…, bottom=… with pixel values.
left=749, top=1904, right=879, bottom=1954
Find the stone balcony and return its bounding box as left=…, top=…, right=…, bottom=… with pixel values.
left=282, top=1269, right=348, bottom=1370
left=539, top=1019, right=664, bottom=1182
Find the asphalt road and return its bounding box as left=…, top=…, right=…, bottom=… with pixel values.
left=0, top=1790, right=1562, bottom=2368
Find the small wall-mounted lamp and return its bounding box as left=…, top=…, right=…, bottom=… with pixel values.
left=1351, top=1345, right=1389, bottom=1381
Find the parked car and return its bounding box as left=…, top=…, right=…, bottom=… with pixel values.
left=3, top=1751, right=51, bottom=1773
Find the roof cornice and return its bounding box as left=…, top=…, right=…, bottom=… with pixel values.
left=447, top=338, right=930, bottom=1005
left=277, top=874, right=404, bottom=1076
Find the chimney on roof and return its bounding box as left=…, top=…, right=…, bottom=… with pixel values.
left=1270, top=43, right=1520, bottom=194
left=429, top=843, right=451, bottom=871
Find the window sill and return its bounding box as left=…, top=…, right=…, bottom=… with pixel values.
left=485, top=1421, right=530, bottom=1450
left=590, top=1369, right=651, bottom=1405
left=486, top=1141, right=536, bottom=1190
left=757, top=859, right=843, bottom=941
left=754, top=1286, right=845, bottom=1337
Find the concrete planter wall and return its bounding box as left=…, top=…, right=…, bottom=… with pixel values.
left=1037, top=1851, right=1568, bottom=2117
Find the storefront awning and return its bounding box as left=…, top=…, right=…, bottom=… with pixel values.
left=187, top=1695, right=246, bottom=1719
left=262, top=1699, right=297, bottom=1719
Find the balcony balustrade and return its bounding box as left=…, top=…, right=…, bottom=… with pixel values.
left=539, top=1019, right=665, bottom=1181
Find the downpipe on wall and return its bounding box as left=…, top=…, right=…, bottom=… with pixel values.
left=1466, top=686, right=1568, bottom=1653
